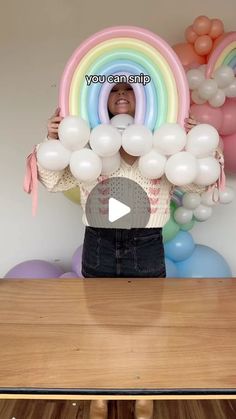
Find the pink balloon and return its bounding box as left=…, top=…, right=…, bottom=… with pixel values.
left=219, top=98, right=236, bottom=136
left=190, top=103, right=223, bottom=131
left=221, top=133, right=236, bottom=174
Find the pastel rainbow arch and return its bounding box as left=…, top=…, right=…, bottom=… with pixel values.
left=206, top=32, right=236, bottom=78
left=59, top=26, right=190, bottom=131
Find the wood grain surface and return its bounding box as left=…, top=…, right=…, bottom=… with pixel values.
left=0, top=278, right=235, bottom=398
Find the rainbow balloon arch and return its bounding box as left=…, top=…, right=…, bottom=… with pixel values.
left=59, top=26, right=190, bottom=131
left=206, top=32, right=236, bottom=78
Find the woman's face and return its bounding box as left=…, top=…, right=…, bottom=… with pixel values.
left=108, top=82, right=135, bottom=117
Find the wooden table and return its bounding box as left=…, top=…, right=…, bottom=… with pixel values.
left=0, top=278, right=236, bottom=400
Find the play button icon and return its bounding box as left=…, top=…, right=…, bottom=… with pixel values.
left=108, top=197, right=131, bottom=222
left=85, top=177, right=151, bottom=228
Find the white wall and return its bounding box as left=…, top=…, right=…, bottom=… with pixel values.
left=0, top=0, right=235, bottom=276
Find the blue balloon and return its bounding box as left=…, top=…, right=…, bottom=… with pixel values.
left=165, top=258, right=178, bottom=278
left=176, top=245, right=232, bottom=278
left=164, top=231, right=195, bottom=262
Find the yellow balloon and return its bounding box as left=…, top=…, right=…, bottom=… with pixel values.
left=63, top=187, right=81, bottom=205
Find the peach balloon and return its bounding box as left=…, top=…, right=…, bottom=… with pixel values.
left=193, top=16, right=211, bottom=36
left=172, top=43, right=206, bottom=68
left=194, top=35, right=213, bottom=56
left=185, top=26, right=198, bottom=44
left=209, top=19, right=224, bottom=40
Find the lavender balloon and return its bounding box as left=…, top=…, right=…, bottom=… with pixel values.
left=4, top=259, right=64, bottom=278
left=72, top=245, right=83, bottom=277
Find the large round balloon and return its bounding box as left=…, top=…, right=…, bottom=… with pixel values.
left=176, top=245, right=232, bottom=277
left=4, top=260, right=64, bottom=279
left=165, top=258, right=178, bottom=277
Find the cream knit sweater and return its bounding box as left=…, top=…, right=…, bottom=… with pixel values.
left=36, top=139, right=205, bottom=229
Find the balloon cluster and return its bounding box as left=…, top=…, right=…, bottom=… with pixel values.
left=4, top=247, right=83, bottom=279
left=165, top=230, right=232, bottom=278
left=173, top=16, right=224, bottom=69
left=37, top=115, right=221, bottom=187
left=173, top=187, right=234, bottom=224
left=187, top=65, right=236, bottom=107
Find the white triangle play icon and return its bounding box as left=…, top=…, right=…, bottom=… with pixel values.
left=108, top=197, right=131, bottom=223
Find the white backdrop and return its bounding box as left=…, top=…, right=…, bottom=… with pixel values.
left=0, top=0, right=235, bottom=277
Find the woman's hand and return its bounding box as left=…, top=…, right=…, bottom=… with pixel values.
left=47, top=107, right=63, bottom=139
left=184, top=114, right=198, bottom=133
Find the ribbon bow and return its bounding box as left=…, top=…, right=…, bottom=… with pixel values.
left=23, top=145, right=38, bottom=216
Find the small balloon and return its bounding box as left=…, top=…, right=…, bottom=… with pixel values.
left=219, top=186, right=234, bottom=204
left=191, top=90, right=206, bottom=105
left=138, top=149, right=167, bottom=179
left=182, top=192, right=201, bottom=209
left=90, top=124, right=122, bottom=157
left=58, top=116, right=90, bottom=151
left=209, top=89, right=226, bottom=107
left=110, top=114, right=134, bottom=131
left=194, top=35, right=212, bottom=56
left=165, top=152, right=198, bottom=186
left=122, top=124, right=153, bottom=156
left=101, top=152, right=121, bottom=175
left=193, top=204, right=212, bottom=221
left=201, top=190, right=216, bottom=206
left=198, top=79, right=218, bottom=100
left=186, top=123, right=219, bottom=157
left=153, top=123, right=186, bottom=156
left=214, top=66, right=235, bottom=88
left=193, top=15, right=211, bottom=36
left=224, top=79, right=236, bottom=97
left=187, top=69, right=205, bottom=90
left=185, top=26, right=198, bottom=44
left=209, top=19, right=224, bottom=39
left=195, top=157, right=220, bottom=186
left=37, top=140, right=71, bottom=171
left=174, top=207, right=193, bottom=224
left=70, top=149, right=102, bottom=181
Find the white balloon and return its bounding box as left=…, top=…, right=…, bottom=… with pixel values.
left=58, top=116, right=90, bottom=151
left=219, top=186, right=235, bottom=204
left=70, top=148, right=102, bottom=182
left=224, top=79, right=236, bottom=97
left=182, top=192, right=201, bottom=209
left=209, top=89, right=226, bottom=107
left=214, top=65, right=235, bottom=88
left=198, top=79, right=218, bottom=100
left=165, top=152, right=198, bottom=186
left=201, top=190, right=216, bottom=206
left=187, top=69, right=205, bottom=90
left=174, top=207, right=193, bottom=224
left=37, top=140, right=71, bottom=171
left=101, top=153, right=121, bottom=175
left=110, top=114, right=134, bottom=133
left=122, top=124, right=153, bottom=156
left=193, top=204, right=212, bottom=221
left=186, top=124, right=219, bottom=158
left=194, top=157, right=221, bottom=186
left=191, top=90, right=206, bottom=105
left=153, top=123, right=187, bottom=156
left=90, top=124, right=122, bottom=157
left=138, top=149, right=167, bottom=179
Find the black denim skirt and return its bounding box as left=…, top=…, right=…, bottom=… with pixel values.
left=81, top=227, right=166, bottom=278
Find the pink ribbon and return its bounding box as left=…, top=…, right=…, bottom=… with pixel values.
left=207, top=151, right=226, bottom=203
left=23, top=146, right=38, bottom=216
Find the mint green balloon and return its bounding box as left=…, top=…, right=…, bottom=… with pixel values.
left=163, top=214, right=180, bottom=243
